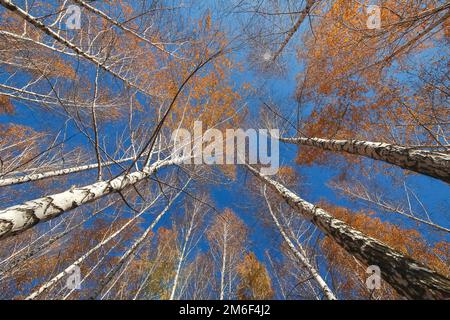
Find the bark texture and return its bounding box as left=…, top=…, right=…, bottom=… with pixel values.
left=247, top=164, right=450, bottom=299
left=280, top=137, right=450, bottom=184
left=0, top=158, right=182, bottom=240
left=263, top=187, right=337, bottom=300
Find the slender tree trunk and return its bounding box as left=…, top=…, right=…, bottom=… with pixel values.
left=272, top=0, right=316, bottom=61
left=0, top=0, right=153, bottom=98
left=280, top=137, right=450, bottom=183
left=263, top=187, right=337, bottom=300
left=170, top=242, right=187, bottom=300
left=91, top=66, right=103, bottom=181
left=25, top=195, right=162, bottom=300
left=219, top=224, right=228, bottom=300
left=246, top=164, right=450, bottom=299
left=169, top=206, right=200, bottom=300
left=170, top=228, right=192, bottom=299
left=63, top=238, right=120, bottom=300
left=0, top=158, right=185, bottom=240
left=94, top=182, right=189, bottom=300
left=0, top=157, right=134, bottom=188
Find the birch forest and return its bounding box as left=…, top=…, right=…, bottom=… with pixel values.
left=0, top=0, right=449, bottom=300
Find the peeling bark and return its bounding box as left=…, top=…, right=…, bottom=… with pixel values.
left=280, top=137, right=450, bottom=184
left=246, top=164, right=450, bottom=299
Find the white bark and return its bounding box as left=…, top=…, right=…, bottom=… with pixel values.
left=170, top=239, right=188, bottom=300
left=263, top=187, right=337, bottom=300
left=0, top=157, right=134, bottom=188
left=169, top=205, right=200, bottom=300
left=0, top=157, right=185, bottom=240
left=0, top=30, right=78, bottom=57
left=272, top=0, right=316, bottom=61
left=0, top=83, right=126, bottom=111
left=62, top=235, right=120, bottom=300
left=246, top=164, right=450, bottom=299
left=219, top=223, right=228, bottom=300
left=280, top=137, right=450, bottom=184
left=0, top=200, right=120, bottom=280
left=96, top=181, right=189, bottom=299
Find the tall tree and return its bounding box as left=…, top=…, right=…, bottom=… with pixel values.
left=245, top=164, right=450, bottom=299
left=207, top=209, right=248, bottom=300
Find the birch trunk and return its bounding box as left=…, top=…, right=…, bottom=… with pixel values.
left=272, top=0, right=316, bottom=61
left=0, top=158, right=133, bottom=188
left=0, top=158, right=184, bottom=240
left=280, top=137, right=450, bottom=184
left=263, top=187, right=337, bottom=300
left=219, top=224, right=228, bottom=300
left=170, top=241, right=188, bottom=300
left=169, top=214, right=196, bottom=300
left=246, top=164, right=450, bottom=299
left=95, top=181, right=189, bottom=299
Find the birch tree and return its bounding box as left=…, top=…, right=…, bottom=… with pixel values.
left=207, top=209, right=248, bottom=300
left=245, top=164, right=450, bottom=299
left=263, top=185, right=337, bottom=300
left=169, top=195, right=208, bottom=300
left=320, top=203, right=450, bottom=299
left=280, top=137, right=450, bottom=184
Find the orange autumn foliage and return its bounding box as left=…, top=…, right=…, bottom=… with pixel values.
left=295, top=0, right=448, bottom=168
left=237, top=252, right=274, bottom=300
left=0, top=95, right=14, bottom=114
